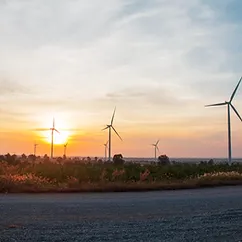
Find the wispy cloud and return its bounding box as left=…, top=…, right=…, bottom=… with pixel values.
left=0, top=75, right=27, bottom=95
left=1, top=0, right=242, bottom=156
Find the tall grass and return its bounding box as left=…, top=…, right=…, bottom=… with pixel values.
left=1, top=160, right=242, bottom=192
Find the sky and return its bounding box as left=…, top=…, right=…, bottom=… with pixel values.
left=1, top=0, right=242, bottom=158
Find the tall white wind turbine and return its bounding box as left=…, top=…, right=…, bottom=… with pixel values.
left=104, top=141, right=108, bottom=161
left=152, top=140, right=160, bottom=161
left=102, top=108, right=122, bottom=161
left=205, top=77, right=242, bottom=164
left=50, top=118, right=60, bottom=159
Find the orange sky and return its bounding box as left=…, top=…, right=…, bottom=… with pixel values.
left=1, top=110, right=242, bottom=158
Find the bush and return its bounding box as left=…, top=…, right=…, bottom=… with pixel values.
left=113, top=154, right=125, bottom=165
left=158, top=155, right=170, bottom=165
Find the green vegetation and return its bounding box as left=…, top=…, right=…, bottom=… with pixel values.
left=1, top=154, right=242, bottom=193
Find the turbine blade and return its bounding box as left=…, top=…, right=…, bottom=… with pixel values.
left=102, top=125, right=109, bottom=131
left=156, top=146, right=160, bottom=152
left=112, top=126, right=122, bottom=141
left=230, top=104, right=242, bottom=122
left=32, top=128, right=50, bottom=131
left=54, top=129, right=60, bottom=134
left=53, top=118, right=55, bottom=129
left=205, top=102, right=227, bottom=107
left=60, top=128, right=82, bottom=131
left=230, top=77, right=242, bottom=102
left=156, top=140, right=160, bottom=145
left=111, top=107, right=116, bottom=125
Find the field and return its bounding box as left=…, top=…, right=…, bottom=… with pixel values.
left=1, top=155, right=242, bottom=192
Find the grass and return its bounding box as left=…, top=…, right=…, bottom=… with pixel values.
left=1, top=159, right=242, bottom=193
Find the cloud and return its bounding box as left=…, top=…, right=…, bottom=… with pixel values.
left=1, top=0, right=242, bottom=156
left=1, top=0, right=241, bottom=100
left=0, top=76, right=27, bottom=95
left=104, top=85, right=196, bottom=108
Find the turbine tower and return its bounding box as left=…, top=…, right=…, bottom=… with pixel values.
left=50, top=118, right=60, bottom=159
left=205, top=77, right=242, bottom=164
left=104, top=141, right=108, bottom=161
left=102, top=107, right=122, bottom=161
left=64, top=142, right=68, bottom=157
left=152, top=140, right=160, bottom=161
left=34, top=143, right=38, bottom=156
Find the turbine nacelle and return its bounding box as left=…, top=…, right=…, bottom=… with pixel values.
left=102, top=125, right=111, bottom=131
left=151, top=140, right=160, bottom=151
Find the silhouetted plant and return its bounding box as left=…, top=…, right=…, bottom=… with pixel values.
left=208, top=159, right=214, bottom=165
left=158, top=155, right=170, bottom=165
left=1, top=154, right=242, bottom=192
left=43, top=154, right=49, bottom=163
left=21, top=154, right=27, bottom=160
left=98, top=159, right=103, bottom=163
left=28, top=154, right=36, bottom=162
left=4, top=153, right=18, bottom=165
left=0, top=155, right=5, bottom=162
left=113, top=154, right=124, bottom=165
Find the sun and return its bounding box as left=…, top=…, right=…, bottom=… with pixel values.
left=35, top=115, right=75, bottom=145
left=46, top=131, right=70, bottom=145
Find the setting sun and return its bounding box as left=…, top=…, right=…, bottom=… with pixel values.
left=34, top=116, right=73, bottom=146
left=45, top=131, right=70, bottom=145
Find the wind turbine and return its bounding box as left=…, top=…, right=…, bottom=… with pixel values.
left=152, top=140, right=160, bottom=161
left=64, top=142, right=68, bottom=157
left=205, top=77, right=242, bottom=164
left=50, top=118, right=60, bottom=159
left=102, top=107, right=122, bottom=161
left=104, top=141, right=108, bottom=161
left=34, top=143, right=38, bottom=156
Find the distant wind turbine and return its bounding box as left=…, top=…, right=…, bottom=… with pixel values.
left=34, top=143, right=38, bottom=156
left=102, top=107, right=122, bottom=161
left=104, top=141, right=108, bottom=161
left=205, top=77, right=242, bottom=164
left=50, top=118, right=60, bottom=159
left=151, top=140, right=160, bottom=161
left=64, top=142, right=68, bottom=157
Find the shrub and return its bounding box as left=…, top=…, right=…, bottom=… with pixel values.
left=158, top=155, right=170, bottom=165
left=113, top=154, right=125, bottom=165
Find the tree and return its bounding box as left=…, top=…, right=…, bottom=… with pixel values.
left=5, top=153, right=18, bottom=165
left=208, top=159, right=214, bottom=165
left=28, top=154, right=36, bottom=162
left=57, top=157, right=63, bottom=164
left=43, top=154, right=49, bottom=163
left=0, top=155, right=5, bottom=162
left=21, top=154, right=27, bottom=160
left=158, top=155, right=170, bottom=165
left=113, top=154, right=125, bottom=165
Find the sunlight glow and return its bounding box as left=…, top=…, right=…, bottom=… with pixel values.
left=36, top=116, right=73, bottom=145
left=45, top=131, right=70, bottom=145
